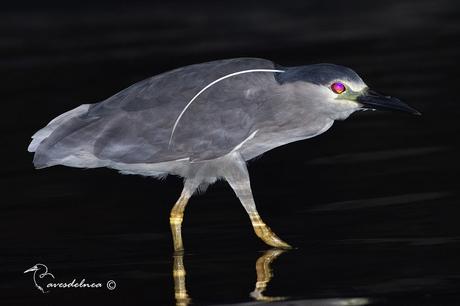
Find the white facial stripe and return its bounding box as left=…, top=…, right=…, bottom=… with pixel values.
left=168, top=69, right=284, bottom=146
left=345, top=80, right=367, bottom=92
left=335, top=99, right=361, bottom=107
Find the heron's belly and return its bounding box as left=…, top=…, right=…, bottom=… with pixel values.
left=238, top=119, right=334, bottom=161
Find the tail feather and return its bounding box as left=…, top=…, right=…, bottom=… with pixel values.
left=28, top=104, right=90, bottom=153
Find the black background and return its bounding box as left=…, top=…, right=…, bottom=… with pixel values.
left=2, top=1, right=460, bottom=305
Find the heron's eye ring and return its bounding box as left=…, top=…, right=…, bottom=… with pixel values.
left=331, top=82, right=346, bottom=94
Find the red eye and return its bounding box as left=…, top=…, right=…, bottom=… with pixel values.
left=331, top=82, right=346, bottom=94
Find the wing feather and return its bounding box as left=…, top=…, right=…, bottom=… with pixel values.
left=31, top=58, right=280, bottom=168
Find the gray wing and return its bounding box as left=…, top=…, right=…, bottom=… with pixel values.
left=33, top=58, right=281, bottom=167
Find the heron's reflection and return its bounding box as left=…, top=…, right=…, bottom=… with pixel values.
left=250, top=249, right=287, bottom=301
left=172, top=249, right=287, bottom=306
left=172, top=251, right=191, bottom=306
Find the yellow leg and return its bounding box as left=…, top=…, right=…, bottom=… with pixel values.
left=173, top=253, right=191, bottom=306
left=250, top=213, right=292, bottom=249
left=222, top=153, right=292, bottom=249
left=250, top=249, right=287, bottom=301
left=170, top=195, right=190, bottom=252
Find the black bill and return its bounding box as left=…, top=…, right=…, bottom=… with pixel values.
left=357, top=89, right=421, bottom=115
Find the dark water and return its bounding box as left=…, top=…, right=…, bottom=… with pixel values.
left=2, top=1, right=460, bottom=305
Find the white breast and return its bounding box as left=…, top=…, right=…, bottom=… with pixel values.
left=237, top=119, right=334, bottom=161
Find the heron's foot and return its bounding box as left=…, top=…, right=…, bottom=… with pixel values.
left=250, top=290, right=286, bottom=302
left=253, top=224, right=291, bottom=249
left=250, top=214, right=292, bottom=249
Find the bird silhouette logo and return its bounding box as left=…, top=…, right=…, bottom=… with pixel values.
left=24, top=263, right=55, bottom=293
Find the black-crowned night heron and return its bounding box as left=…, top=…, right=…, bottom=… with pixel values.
left=28, top=58, right=420, bottom=251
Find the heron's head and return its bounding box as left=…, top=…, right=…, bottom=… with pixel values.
left=24, top=264, right=40, bottom=273
left=24, top=263, right=48, bottom=274
left=275, top=64, right=420, bottom=120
